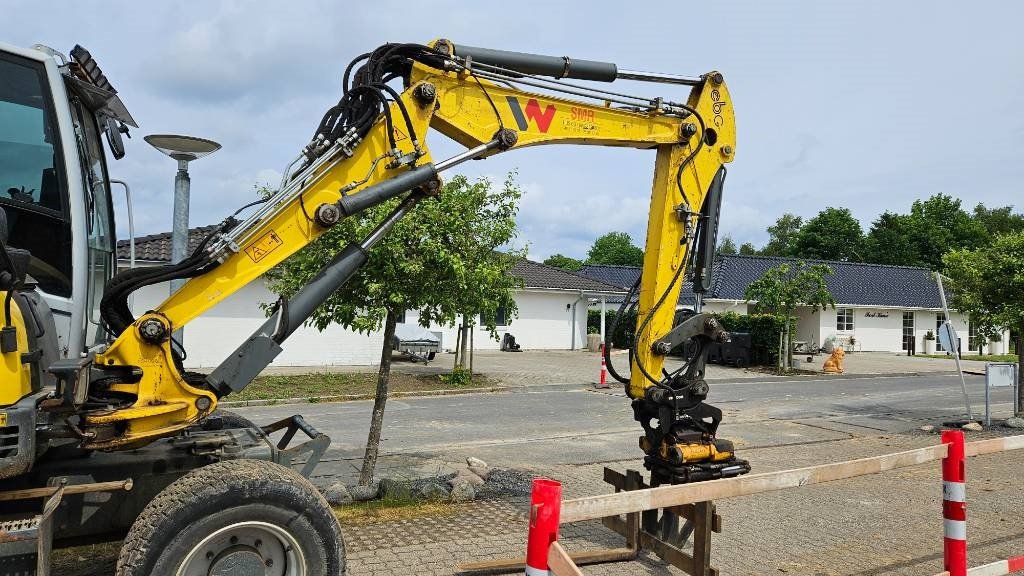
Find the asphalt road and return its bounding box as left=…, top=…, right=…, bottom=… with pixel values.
left=235, top=372, right=1016, bottom=480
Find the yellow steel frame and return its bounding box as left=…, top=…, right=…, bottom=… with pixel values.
left=83, top=46, right=735, bottom=449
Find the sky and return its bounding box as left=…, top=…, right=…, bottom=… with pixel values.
left=4, top=1, right=1023, bottom=261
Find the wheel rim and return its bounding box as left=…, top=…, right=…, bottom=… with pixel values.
left=176, top=521, right=307, bottom=576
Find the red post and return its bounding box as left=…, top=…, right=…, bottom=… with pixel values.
left=525, top=478, right=562, bottom=576
left=596, top=344, right=609, bottom=389
left=942, top=429, right=967, bottom=576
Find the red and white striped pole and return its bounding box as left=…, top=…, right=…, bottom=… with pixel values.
left=942, top=429, right=967, bottom=576
left=525, top=478, right=562, bottom=576
left=596, top=344, right=609, bottom=389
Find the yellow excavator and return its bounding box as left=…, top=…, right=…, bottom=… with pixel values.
left=0, top=39, right=745, bottom=574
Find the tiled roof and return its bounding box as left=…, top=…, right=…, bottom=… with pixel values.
left=579, top=254, right=945, bottom=309
left=510, top=259, right=626, bottom=293
left=118, top=227, right=626, bottom=294
left=117, top=225, right=220, bottom=262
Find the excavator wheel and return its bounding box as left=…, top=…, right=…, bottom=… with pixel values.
left=116, top=459, right=344, bottom=576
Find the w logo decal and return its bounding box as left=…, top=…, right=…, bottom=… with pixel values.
left=506, top=96, right=556, bottom=133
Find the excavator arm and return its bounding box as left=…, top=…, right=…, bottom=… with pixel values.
left=67, top=40, right=748, bottom=482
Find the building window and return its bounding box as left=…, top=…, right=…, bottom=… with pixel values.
left=968, top=320, right=979, bottom=352
left=836, top=308, right=854, bottom=332
left=481, top=305, right=508, bottom=327
left=902, top=311, right=915, bottom=351
left=395, top=310, right=407, bottom=324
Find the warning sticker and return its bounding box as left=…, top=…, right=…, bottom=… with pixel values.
left=0, top=412, right=6, bottom=427
left=244, top=230, right=284, bottom=263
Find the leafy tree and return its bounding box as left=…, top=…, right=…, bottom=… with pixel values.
left=266, top=174, right=523, bottom=484
left=744, top=262, right=835, bottom=369
left=543, top=253, right=584, bottom=271
left=790, top=207, right=863, bottom=261
left=760, top=213, right=803, bottom=256
left=972, top=203, right=1024, bottom=238
left=862, top=211, right=918, bottom=266
left=586, top=231, right=644, bottom=267
left=943, top=231, right=1024, bottom=412
left=907, top=193, right=987, bottom=271
left=738, top=242, right=757, bottom=255
left=717, top=235, right=737, bottom=257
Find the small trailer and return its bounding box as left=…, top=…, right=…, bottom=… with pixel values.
left=392, top=324, right=442, bottom=363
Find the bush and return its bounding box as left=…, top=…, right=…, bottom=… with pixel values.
left=587, top=308, right=636, bottom=349
left=710, top=312, right=792, bottom=366
left=440, top=366, right=473, bottom=387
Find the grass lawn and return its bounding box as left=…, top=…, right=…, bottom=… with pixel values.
left=226, top=371, right=497, bottom=403
left=920, top=353, right=1018, bottom=362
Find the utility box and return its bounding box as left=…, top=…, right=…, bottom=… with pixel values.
left=707, top=332, right=752, bottom=368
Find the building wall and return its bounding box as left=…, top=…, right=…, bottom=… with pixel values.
left=411, top=290, right=591, bottom=352
left=810, top=307, right=971, bottom=353
left=129, top=277, right=596, bottom=367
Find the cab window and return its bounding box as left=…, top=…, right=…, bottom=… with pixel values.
left=0, top=52, right=72, bottom=297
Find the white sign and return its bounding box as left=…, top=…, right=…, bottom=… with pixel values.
left=987, top=363, right=1016, bottom=388
left=938, top=321, right=958, bottom=354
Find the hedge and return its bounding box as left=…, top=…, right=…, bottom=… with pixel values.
left=589, top=308, right=791, bottom=367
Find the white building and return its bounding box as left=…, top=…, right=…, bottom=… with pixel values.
left=582, top=255, right=1011, bottom=355
left=118, top=228, right=625, bottom=368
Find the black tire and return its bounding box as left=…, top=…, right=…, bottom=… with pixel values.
left=116, top=459, right=345, bottom=576
left=201, top=409, right=259, bottom=431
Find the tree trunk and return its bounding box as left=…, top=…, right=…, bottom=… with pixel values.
left=358, top=308, right=398, bottom=486
left=785, top=314, right=793, bottom=370
left=459, top=315, right=470, bottom=368
left=1017, top=322, right=1023, bottom=416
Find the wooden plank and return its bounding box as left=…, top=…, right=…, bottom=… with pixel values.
left=562, top=443, right=949, bottom=523
left=458, top=548, right=637, bottom=573
left=548, top=542, right=585, bottom=576
left=691, top=501, right=713, bottom=576
left=965, top=434, right=1024, bottom=457
left=639, top=530, right=695, bottom=573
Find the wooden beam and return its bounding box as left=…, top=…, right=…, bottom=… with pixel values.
left=562, top=434, right=1024, bottom=524
left=964, top=434, right=1024, bottom=457
left=458, top=548, right=637, bottom=574
left=561, top=443, right=949, bottom=523
left=548, top=542, right=585, bottom=576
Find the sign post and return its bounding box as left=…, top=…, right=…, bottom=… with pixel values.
left=935, top=273, right=973, bottom=421
left=985, top=363, right=1018, bottom=425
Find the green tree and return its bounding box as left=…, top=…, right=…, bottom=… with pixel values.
left=760, top=213, right=803, bottom=256
left=744, top=262, right=835, bottom=369
left=738, top=242, right=757, bottom=255
left=586, top=231, right=644, bottom=266
left=266, top=174, right=523, bottom=484
left=717, top=234, right=737, bottom=257
left=862, top=211, right=918, bottom=266
left=972, top=203, right=1024, bottom=238
left=907, top=193, right=987, bottom=271
left=543, top=253, right=584, bottom=271
left=943, top=231, right=1024, bottom=412
left=790, top=207, right=863, bottom=261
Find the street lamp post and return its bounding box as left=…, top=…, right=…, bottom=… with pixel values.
left=144, top=134, right=221, bottom=344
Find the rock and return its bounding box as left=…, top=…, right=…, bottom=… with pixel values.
left=377, top=477, right=412, bottom=499
left=962, top=422, right=984, bottom=432
left=451, top=469, right=484, bottom=487
left=1004, top=417, right=1024, bottom=429
left=417, top=481, right=451, bottom=501
left=450, top=480, right=476, bottom=503
left=349, top=483, right=379, bottom=502
left=466, top=457, right=487, bottom=468
left=467, top=465, right=491, bottom=481
left=323, top=482, right=353, bottom=505
left=919, top=425, right=935, bottom=433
